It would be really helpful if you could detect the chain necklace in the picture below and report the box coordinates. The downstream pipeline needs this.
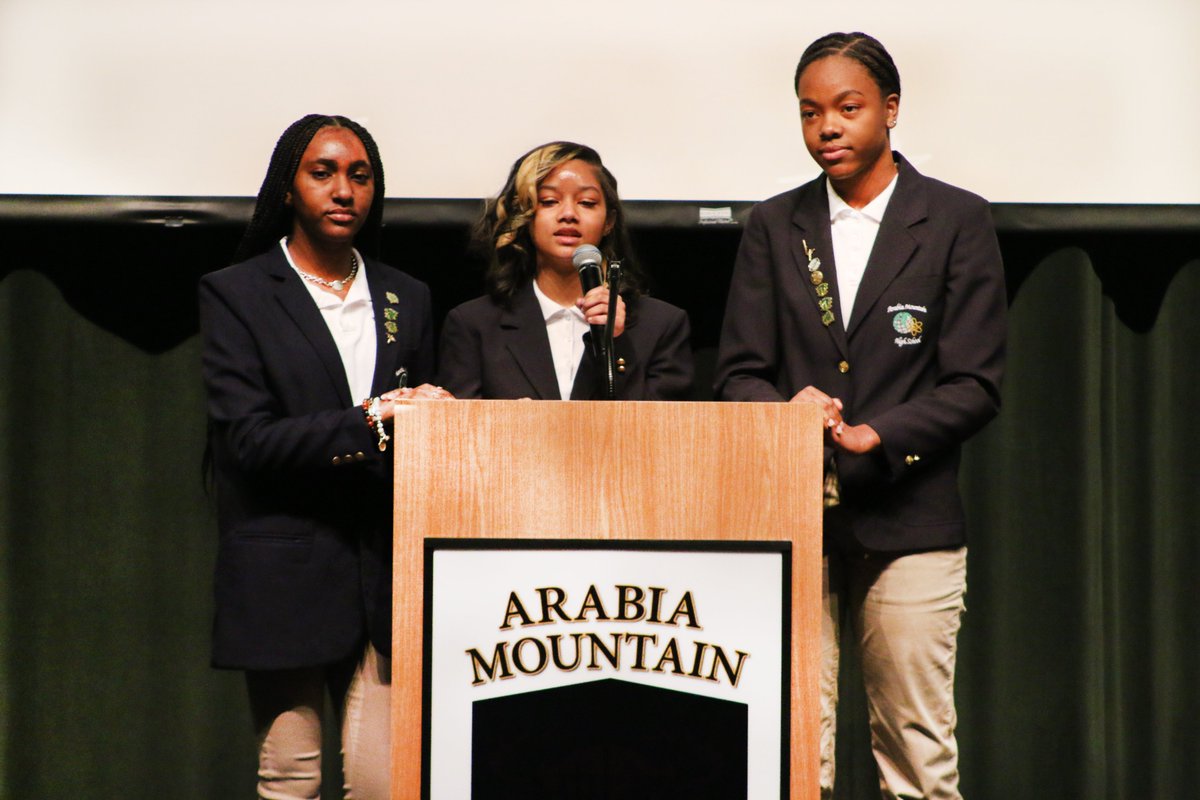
[296,253,359,292]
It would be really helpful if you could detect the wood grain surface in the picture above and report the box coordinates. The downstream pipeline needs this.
[391,400,823,798]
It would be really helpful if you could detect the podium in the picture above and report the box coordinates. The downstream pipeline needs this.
[391,400,823,798]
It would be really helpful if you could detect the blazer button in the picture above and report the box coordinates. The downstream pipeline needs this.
[332,456,342,466]
[904,454,921,466]
[838,360,850,374]
[354,451,366,461]
[616,357,626,374]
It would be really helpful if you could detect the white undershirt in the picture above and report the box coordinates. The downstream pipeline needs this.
[827,174,898,325]
[281,238,377,403]
[532,278,589,401]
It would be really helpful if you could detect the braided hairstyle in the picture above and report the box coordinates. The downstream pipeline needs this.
[474,141,643,306]
[794,32,901,100]
[234,114,386,263]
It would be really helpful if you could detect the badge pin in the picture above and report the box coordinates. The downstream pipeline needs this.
[822,310,835,326]
[816,283,829,297]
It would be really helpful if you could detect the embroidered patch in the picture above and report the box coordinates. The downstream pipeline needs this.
[889,306,926,347]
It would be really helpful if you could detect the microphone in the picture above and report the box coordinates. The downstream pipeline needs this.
[572,244,606,358]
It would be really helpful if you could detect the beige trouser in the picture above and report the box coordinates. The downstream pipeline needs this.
[821,547,968,800]
[246,644,392,800]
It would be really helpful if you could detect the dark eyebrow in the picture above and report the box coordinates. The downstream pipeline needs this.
[541,183,601,194]
[799,89,866,105]
[308,157,372,170]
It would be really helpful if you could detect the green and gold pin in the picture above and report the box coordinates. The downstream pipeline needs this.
[803,239,836,328]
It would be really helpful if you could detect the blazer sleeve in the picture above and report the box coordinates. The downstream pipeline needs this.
[713,203,789,402]
[436,304,484,399]
[867,197,1007,476]
[199,274,383,478]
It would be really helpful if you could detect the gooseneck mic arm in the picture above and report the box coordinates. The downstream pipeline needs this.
[602,261,622,400]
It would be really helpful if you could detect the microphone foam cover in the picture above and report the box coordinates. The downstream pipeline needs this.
[572,244,602,270]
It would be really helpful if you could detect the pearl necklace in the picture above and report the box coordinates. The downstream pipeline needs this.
[296,253,359,292]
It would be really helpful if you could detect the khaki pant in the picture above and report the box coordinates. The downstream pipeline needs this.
[821,547,968,800]
[247,644,392,799]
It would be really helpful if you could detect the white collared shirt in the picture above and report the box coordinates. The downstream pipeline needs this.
[827,174,898,325]
[532,278,589,400]
[281,238,377,403]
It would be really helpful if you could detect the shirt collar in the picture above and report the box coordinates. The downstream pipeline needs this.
[532,278,585,323]
[280,238,369,310]
[826,172,899,224]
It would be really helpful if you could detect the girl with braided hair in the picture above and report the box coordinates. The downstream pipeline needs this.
[715,32,1007,799]
[200,114,447,799]
[438,141,693,400]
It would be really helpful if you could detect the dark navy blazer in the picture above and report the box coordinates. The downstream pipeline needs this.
[714,154,1007,553]
[199,245,434,670]
[438,281,693,401]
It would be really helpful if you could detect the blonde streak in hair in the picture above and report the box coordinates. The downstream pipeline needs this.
[501,144,558,251]
[512,151,544,214]
[495,204,534,251]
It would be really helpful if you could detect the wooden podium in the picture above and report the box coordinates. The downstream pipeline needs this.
[391,400,823,798]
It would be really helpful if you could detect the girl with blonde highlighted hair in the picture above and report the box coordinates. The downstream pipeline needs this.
[439,141,693,400]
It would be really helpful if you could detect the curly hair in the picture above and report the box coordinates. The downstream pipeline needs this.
[794,32,901,100]
[234,114,386,263]
[474,141,643,306]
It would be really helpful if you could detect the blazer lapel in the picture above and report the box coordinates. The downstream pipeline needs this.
[264,248,354,407]
[791,181,850,358]
[846,158,926,338]
[570,343,597,400]
[364,258,401,397]
[569,300,638,400]
[501,284,561,400]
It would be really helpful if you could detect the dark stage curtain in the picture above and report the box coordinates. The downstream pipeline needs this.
[1,216,1198,797]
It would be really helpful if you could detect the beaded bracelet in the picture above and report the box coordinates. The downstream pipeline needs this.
[362,396,390,452]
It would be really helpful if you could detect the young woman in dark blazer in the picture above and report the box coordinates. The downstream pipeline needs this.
[438,141,693,400]
[714,34,1007,800]
[200,114,446,799]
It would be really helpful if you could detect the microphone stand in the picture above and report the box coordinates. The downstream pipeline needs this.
[601,261,622,400]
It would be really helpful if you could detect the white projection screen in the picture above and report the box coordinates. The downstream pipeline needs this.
[1,0,1197,204]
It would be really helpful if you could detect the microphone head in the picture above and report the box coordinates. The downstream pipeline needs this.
[572,244,603,271]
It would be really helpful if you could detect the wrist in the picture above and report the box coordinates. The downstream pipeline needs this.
[361,397,390,452]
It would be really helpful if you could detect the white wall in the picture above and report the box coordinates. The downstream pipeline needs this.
[2,0,1196,202]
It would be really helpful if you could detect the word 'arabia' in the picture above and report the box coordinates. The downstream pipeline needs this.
[466,584,749,688]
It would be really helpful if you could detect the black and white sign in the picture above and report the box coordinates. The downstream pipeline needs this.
[423,540,790,799]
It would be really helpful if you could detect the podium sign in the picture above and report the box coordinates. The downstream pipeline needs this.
[424,540,791,798]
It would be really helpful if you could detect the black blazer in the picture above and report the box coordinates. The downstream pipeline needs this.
[438,281,693,400]
[714,154,1006,553]
[199,245,434,670]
